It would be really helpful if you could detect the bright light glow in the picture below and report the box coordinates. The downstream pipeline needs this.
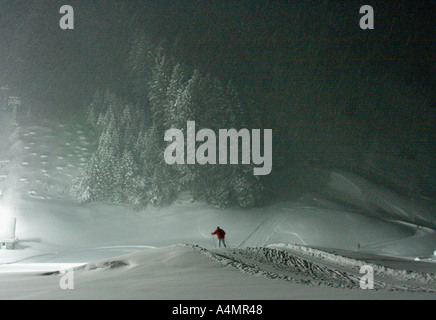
[0,263,86,274]
[0,206,16,240]
[0,205,12,218]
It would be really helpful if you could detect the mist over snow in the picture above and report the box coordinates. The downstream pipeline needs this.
[0,109,434,299]
[0,1,435,300]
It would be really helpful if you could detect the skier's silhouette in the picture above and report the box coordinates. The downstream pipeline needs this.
[212,227,227,248]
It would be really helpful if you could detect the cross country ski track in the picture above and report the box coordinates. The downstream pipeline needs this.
[189,244,436,293]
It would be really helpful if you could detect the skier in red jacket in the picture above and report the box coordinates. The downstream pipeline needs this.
[212,227,227,248]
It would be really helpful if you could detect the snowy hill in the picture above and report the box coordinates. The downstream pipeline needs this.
[0,111,435,299]
[0,244,435,300]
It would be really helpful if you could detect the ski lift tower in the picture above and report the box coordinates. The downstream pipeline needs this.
[0,86,9,111]
[8,95,21,126]
[0,216,17,250]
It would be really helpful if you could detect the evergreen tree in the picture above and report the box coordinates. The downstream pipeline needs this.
[225,80,245,128]
[86,103,98,128]
[121,105,137,150]
[117,149,138,201]
[165,63,186,130]
[149,47,170,129]
[86,90,104,128]
[77,37,266,209]
[127,33,154,104]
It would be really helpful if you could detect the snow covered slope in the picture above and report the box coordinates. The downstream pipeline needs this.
[0,244,434,300]
[0,112,435,299]
[326,169,436,228]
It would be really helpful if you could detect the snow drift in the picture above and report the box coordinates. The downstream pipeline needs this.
[1,244,435,300]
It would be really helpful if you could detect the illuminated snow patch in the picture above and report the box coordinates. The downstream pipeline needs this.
[0,263,86,274]
[0,215,16,240]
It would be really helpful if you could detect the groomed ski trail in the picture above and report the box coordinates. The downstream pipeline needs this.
[189,244,436,293]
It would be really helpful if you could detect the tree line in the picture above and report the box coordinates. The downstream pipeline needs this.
[74,36,264,209]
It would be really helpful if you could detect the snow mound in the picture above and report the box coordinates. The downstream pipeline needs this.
[2,245,436,299]
[300,167,436,229]
[189,245,436,293]
[272,244,436,285]
[330,170,436,228]
[41,259,131,276]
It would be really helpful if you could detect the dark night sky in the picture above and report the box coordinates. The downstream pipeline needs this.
[0,0,434,202]
[0,0,434,124]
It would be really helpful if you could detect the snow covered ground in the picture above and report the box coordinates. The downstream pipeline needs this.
[1,244,435,300]
[0,111,435,299]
